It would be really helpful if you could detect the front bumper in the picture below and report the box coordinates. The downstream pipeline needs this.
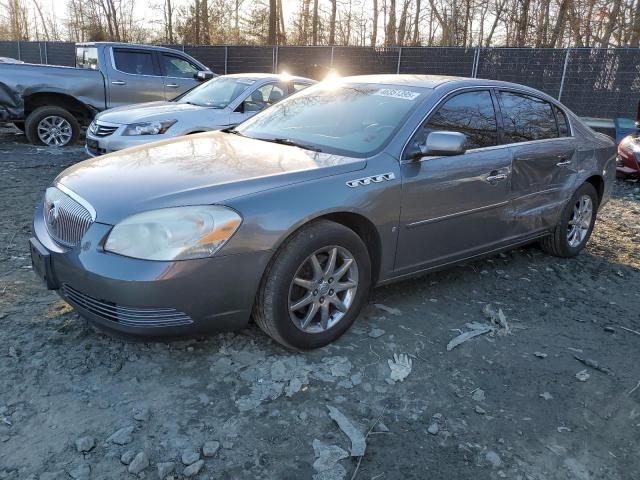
[32,202,270,336]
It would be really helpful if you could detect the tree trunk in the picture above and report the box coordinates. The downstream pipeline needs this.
[312,0,319,45]
[371,0,378,46]
[329,0,337,45]
[412,0,421,44]
[268,0,277,44]
[385,0,396,45]
[600,0,622,47]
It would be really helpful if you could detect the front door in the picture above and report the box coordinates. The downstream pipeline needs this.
[107,48,166,108]
[497,90,578,234]
[395,89,514,274]
[159,53,201,100]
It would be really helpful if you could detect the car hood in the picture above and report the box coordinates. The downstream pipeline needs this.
[56,131,366,224]
[96,101,213,124]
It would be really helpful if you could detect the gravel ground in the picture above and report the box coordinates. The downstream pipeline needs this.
[1,125,639,480]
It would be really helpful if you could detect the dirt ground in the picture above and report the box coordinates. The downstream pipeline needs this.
[1,124,639,480]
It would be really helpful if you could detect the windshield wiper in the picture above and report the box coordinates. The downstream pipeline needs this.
[263,138,323,152]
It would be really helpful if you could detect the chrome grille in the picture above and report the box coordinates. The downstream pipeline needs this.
[44,186,94,248]
[62,284,193,327]
[90,121,119,137]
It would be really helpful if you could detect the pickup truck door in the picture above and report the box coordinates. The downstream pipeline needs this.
[159,53,201,100]
[106,48,166,108]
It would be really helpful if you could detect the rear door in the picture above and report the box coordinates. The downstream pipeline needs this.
[395,89,514,274]
[159,53,201,99]
[497,90,578,234]
[106,48,165,108]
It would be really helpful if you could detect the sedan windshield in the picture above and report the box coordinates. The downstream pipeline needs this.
[235,81,430,157]
[177,77,256,108]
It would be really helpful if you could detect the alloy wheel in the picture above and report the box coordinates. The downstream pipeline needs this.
[288,246,359,333]
[567,194,593,248]
[37,116,73,146]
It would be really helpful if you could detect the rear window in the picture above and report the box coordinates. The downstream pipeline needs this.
[498,91,559,143]
[555,106,571,137]
[113,50,155,76]
[75,47,98,70]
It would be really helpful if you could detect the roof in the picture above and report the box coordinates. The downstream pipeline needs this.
[224,73,315,82]
[342,74,467,88]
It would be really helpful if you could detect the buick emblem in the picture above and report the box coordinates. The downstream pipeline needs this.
[46,200,60,227]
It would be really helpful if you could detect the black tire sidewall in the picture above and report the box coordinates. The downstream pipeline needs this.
[558,183,599,257]
[25,106,80,147]
[263,222,371,349]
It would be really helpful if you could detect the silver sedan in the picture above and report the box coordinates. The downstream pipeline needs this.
[85,73,315,156]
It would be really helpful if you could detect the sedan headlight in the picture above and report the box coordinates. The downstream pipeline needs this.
[123,120,177,136]
[104,206,242,261]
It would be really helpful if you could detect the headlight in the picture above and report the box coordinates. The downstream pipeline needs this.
[104,206,242,261]
[123,120,177,136]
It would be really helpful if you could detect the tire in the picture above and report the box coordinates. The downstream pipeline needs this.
[25,106,80,147]
[12,122,25,132]
[540,182,599,258]
[254,220,372,349]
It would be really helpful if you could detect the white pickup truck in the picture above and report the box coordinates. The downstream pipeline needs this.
[0,42,214,146]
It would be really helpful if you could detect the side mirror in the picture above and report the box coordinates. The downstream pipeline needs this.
[195,70,214,81]
[415,131,467,158]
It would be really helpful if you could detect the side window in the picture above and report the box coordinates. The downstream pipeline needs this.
[292,82,311,93]
[498,91,559,143]
[162,54,199,78]
[113,50,155,75]
[420,90,499,150]
[554,106,570,137]
[242,83,286,112]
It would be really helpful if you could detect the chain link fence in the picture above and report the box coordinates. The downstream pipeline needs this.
[0,40,638,120]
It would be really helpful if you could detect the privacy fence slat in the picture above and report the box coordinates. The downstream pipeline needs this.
[1,41,639,120]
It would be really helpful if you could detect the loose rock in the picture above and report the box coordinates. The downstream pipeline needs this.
[427,423,439,435]
[106,426,134,445]
[368,328,385,338]
[485,450,502,467]
[128,451,149,474]
[181,449,200,465]
[183,459,204,477]
[576,369,590,382]
[157,462,175,479]
[120,450,136,465]
[203,440,220,457]
[471,389,485,402]
[74,436,95,453]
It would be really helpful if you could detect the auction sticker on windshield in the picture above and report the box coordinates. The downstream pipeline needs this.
[373,88,420,100]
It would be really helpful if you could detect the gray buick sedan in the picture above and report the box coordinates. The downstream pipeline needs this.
[30,75,616,349]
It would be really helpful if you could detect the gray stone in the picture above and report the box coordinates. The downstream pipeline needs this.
[68,463,90,480]
[471,389,485,402]
[368,328,385,338]
[107,426,134,445]
[326,405,366,457]
[427,423,439,435]
[183,460,204,477]
[75,436,95,453]
[312,463,347,480]
[128,451,149,474]
[540,392,553,400]
[120,450,136,465]
[39,471,67,480]
[533,352,548,359]
[475,405,486,415]
[485,451,502,467]
[133,406,150,422]
[222,441,234,449]
[202,441,220,458]
[182,450,200,465]
[157,462,175,479]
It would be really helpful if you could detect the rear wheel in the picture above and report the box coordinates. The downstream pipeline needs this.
[540,182,599,258]
[25,106,79,147]
[254,220,371,349]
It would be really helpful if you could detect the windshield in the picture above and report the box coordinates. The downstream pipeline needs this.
[235,82,430,157]
[177,77,255,108]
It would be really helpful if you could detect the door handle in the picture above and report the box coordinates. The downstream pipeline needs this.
[485,172,508,183]
[166,84,179,88]
[111,80,126,85]
[556,160,571,166]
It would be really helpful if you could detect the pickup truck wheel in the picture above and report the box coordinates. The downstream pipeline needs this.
[25,106,79,147]
[254,220,371,350]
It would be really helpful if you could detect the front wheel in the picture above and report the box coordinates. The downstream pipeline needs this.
[540,182,599,257]
[254,220,371,349]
